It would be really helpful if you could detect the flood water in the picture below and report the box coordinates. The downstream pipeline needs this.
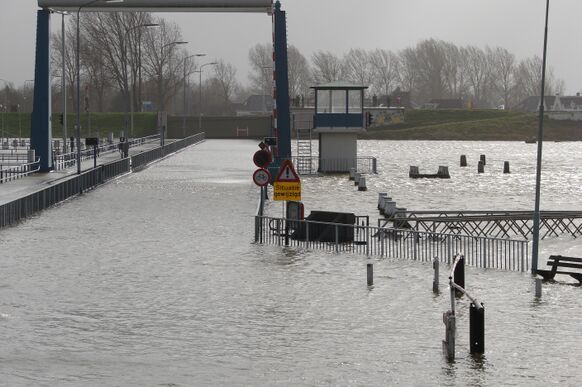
[1,139,581,386]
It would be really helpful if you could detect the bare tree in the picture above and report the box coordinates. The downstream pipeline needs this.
[50,18,78,111]
[370,49,399,99]
[342,48,374,89]
[311,50,343,84]
[248,43,272,95]
[461,45,490,107]
[491,47,516,108]
[441,41,465,99]
[397,47,419,101]
[213,59,239,111]
[141,18,185,112]
[287,45,311,99]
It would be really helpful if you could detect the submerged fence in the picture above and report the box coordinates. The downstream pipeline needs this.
[0,159,41,183]
[291,156,377,174]
[0,133,205,229]
[254,216,530,272]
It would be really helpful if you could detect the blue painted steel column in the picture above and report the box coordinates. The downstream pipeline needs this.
[31,8,53,172]
[273,1,291,160]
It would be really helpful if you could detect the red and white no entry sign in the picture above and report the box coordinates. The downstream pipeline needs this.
[253,168,271,186]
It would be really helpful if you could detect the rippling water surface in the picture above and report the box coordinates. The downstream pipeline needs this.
[1,139,581,386]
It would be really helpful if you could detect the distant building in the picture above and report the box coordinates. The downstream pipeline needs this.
[425,98,464,109]
[515,93,582,121]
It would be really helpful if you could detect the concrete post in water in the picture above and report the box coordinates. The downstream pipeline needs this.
[478,161,484,173]
[354,173,361,186]
[438,166,450,178]
[503,161,510,174]
[382,200,396,217]
[27,149,36,163]
[367,263,373,286]
[409,166,419,177]
[443,310,456,361]
[535,278,542,298]
[460,155,467,167]
[480,154,486,165]
[433,258,440,293]
[358,177,367,191]
[469,303,485,354]
[349,168,356,180]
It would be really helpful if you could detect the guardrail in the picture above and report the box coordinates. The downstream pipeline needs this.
[0,159,41,184]
[254,216,530,272]
[0,158,130,229]
[290,156,377,174]
[131,133,205,170]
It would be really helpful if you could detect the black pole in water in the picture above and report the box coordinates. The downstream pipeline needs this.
[460,155,467,167]
[367,263,373,286]
[454,256,465,295]
[532,0,550,274]
[469,303,485,354]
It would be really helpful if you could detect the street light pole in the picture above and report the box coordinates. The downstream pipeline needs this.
[182,53,205,138]
[0,78,8,145]
[197,62,217,132]
[76,0,123,175]
[532,0,551,273]
[158,41,187,145]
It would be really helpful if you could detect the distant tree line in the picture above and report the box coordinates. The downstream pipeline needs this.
[0,13,569,117]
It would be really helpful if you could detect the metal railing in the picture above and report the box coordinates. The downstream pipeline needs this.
[290,156,377,174]
[254,216,530,272]
[0,159,41,184]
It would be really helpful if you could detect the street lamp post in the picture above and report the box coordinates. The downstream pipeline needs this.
[197,62,217,132]
[0,78,8,145]
[182,53,206,137]
[52,10,70,152]
[532,0,551,273]
[158,40,187,145]
[123,23,159,140]
[76,0,123,175]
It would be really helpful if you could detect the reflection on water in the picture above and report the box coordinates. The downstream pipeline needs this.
[0,140,581,385]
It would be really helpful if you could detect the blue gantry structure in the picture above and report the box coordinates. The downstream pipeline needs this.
[31,0,291,171]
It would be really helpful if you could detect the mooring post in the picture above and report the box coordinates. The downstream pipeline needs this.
[378,192,387,210]
[367,263,373,286]
[503,161,510,174]
[460,155,467,167]
[354,173,360,186]
[478,161,484,173]
[535,278,542,298]
[349,168,355,180]
[433,258,440,293]
[358,177,367,191]
[454,256,465,295]
[443,310,456,361]
[480,154,486,165]
[469,303,485,354]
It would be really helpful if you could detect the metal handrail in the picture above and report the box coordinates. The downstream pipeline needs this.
[0,158,41,183]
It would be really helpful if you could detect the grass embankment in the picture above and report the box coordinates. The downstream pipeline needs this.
[363,109,582,141]
[0,112,158,138]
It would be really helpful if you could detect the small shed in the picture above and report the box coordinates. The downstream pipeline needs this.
[311,81,368,173]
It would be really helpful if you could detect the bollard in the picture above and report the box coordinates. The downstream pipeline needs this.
[433,259,440,293]
[453,256,465,295]
[358,177,367,191]
[503,161,510,174]
[349,168,356,180]
[477,161,484,173]
[460,155,467,167]
[409,166,419,177]
[438,166,450,178]
[367,263,373,286]
[354,173,361,186]
[383,200,396,217]
[443,310,456,361]
[480,154,486,165]
[469,303,485,354]
[535,278,542,298]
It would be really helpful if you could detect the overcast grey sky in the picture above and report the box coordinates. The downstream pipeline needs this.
[2,0,581,94]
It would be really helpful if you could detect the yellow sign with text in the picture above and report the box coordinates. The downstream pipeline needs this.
[274,181,302,201]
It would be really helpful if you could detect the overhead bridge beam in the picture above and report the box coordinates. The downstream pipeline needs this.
[37,0,273,13]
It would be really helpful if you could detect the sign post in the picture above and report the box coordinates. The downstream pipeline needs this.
[273,160,301,201]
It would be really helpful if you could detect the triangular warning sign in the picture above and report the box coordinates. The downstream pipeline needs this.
[275,160,300,182]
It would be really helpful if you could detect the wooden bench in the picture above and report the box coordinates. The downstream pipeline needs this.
[535,255,582,283]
